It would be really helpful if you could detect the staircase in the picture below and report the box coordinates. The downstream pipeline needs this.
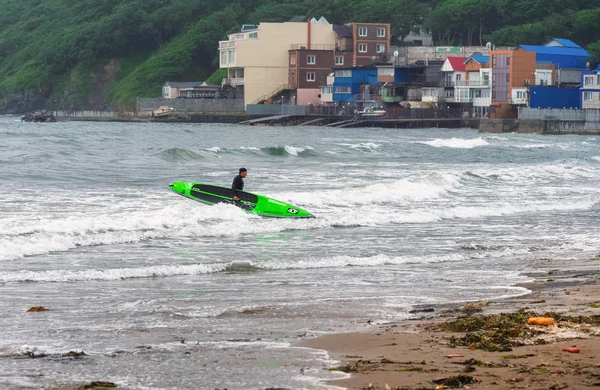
[251,84,292,105]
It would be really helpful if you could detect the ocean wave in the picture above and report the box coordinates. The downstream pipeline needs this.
[0,263,226,283]
[338,142,382,151]
[262,145,316,157]
[158,147,208,161]
[0,253,464,283]
[277,172,462,207]
[516,143,554,149]
[417,137,489,149]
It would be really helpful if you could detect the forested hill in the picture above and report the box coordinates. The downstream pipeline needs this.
[2,0,600,113]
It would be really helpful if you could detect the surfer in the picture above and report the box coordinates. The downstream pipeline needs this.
[231,168,247,201]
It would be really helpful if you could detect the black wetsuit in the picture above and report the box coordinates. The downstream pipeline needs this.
[231,175,244,198]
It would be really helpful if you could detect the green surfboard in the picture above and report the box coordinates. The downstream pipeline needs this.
[169,182,315,219]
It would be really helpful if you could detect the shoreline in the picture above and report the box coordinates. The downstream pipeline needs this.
[299,257,600,389]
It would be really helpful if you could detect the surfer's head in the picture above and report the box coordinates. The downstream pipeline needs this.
[239,167,247,178]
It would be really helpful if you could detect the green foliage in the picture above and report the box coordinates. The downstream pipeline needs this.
[206,68,228,85]
[1,0,600,107]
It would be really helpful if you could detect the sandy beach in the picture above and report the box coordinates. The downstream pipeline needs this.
[300,258,600,389]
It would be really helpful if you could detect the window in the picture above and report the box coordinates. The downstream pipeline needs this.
[228,50,235,64]
[290,55,296,65]
[506,57,510,66]
[335,56,343,65]
[597,74,600,85]
[306,72,315,81]
[334,86,351,93]
[377,44,385,53]
[307,55,315,65]
[221,51,227,65]
[359,27,367,36]
[455,74,462,81]
[335,70,352,77]
[516,91,526,99]
[585,76,594,86]
[321,86,332,94]
[493,56,497,66]
[379,68,394,76]
[584,92,593,101]
[506,73,510,82]
[377,27,385,37]
[248,32,258,38]
[359,43,367,53]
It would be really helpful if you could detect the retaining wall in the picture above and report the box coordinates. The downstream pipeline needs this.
[136,98,244,113]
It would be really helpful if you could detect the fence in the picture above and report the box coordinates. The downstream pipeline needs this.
[246,104,307,116]
[54,111,135,118]
[137,98,244,113]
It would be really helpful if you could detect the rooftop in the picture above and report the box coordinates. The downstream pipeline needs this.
[546,38,581,48]
[445,57,467,72]
[518,45,589,57]
[465,55,489,64]
[164,81,219,88]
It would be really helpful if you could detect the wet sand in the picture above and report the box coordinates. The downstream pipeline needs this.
[300,258,600,389]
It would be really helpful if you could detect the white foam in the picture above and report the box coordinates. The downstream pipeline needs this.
[514,143,552,149]
[418,137,489,148]
[284,145,313,156]
[277,172,461,207]
[339,142,382,151]
[0,263,226,283]
[206,147,222,153]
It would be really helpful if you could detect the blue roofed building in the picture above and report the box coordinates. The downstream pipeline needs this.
[518,38,590,69]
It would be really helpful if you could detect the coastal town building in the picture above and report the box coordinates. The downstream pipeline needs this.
[218,18,337,108]
[288,22,390,105]
[580,66,600,109]
[162,82,220,99]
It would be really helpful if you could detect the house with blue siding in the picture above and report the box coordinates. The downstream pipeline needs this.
[529,87,580,109]
[580,66,600,109]
[331,67,380,102]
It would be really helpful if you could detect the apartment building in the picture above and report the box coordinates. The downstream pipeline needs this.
[290,22,390,105]
[219,19,336,108]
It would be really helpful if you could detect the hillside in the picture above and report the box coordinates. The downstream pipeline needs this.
[1,0,600,113]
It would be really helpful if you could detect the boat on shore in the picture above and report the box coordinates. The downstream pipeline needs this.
[355,107,386,117]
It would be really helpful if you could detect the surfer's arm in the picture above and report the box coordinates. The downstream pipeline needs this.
[231,176,241,200]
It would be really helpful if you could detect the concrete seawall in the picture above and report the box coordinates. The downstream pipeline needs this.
[480,119,600,135]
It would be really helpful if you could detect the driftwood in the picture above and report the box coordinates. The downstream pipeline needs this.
[21,110,57,122]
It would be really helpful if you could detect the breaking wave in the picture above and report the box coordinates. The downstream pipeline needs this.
[418,137,489,149]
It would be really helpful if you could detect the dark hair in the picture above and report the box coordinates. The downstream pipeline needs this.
[239,167,247,173]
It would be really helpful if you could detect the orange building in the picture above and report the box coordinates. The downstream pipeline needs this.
[490,48,536,117]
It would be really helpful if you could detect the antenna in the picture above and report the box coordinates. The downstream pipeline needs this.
[371,55,377,61]
[486,42,492,49]
[393,50,399,58]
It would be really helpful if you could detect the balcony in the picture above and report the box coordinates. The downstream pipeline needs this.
[455,80,490,87]
[221,78,244,87]
[290,43,336,51]
[473,97,491,106]
[219,41,236,49]
[510,98,528,105]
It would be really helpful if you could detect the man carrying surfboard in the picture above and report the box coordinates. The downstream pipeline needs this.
[231,168,247,201]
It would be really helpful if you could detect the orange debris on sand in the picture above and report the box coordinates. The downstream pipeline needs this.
[27,306,49,312]
[527,317,555,326]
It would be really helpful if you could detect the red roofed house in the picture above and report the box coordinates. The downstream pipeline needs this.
[440,57,466,103]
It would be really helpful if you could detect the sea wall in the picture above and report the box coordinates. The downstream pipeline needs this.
[136,98,244,114]
[479,108,600,135]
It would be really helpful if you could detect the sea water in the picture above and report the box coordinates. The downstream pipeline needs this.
[1,117,599,389]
